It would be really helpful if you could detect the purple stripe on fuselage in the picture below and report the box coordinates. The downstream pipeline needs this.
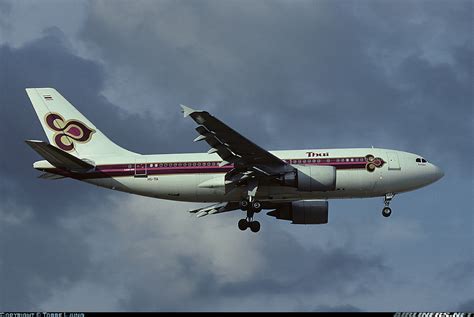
[42,157,373,179]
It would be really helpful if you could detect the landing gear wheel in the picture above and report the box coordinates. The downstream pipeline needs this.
[382,207,392,218]
[250,221,261,233]
[238,219,248,231]
[239,200,249,211]
[251,201,262,213]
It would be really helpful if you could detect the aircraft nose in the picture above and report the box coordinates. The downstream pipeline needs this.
[431,164,444,182]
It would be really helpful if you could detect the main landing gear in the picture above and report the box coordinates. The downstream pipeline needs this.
[238,179,262,233]
[382,193,395,217]
[238,199,262,233]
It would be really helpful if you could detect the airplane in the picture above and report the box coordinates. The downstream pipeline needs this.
[25,88,444,233]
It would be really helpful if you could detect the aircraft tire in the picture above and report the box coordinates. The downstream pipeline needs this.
[250,221,261,233]
[251,201,262,213]
[239,200,249,211]
[382,207,392,218]
[238,219,248,231]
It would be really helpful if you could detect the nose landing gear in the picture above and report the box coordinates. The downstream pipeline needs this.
[382,193,395,217]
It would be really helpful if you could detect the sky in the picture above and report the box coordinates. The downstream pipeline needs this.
[0,0,473,312]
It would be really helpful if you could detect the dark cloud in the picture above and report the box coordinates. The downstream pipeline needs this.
[62,199,387,312]
[80,0,472,168]
[0,28,388,312]
[0,211,91,310]
[0,24,204,310]
[0,27,200,217]
[0,27,191,310]
[76,0,473,310]
[0,0,472,312]
[0,28,102,215]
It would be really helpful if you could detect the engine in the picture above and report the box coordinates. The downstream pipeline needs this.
[267,200,329,224]
[280,165,336,192]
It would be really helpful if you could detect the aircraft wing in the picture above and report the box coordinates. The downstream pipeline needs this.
[181,105,292,177]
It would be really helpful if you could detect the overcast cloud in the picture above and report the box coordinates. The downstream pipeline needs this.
[0,0,472,312]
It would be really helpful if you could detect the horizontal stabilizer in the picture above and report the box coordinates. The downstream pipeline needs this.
[25,140,95,172]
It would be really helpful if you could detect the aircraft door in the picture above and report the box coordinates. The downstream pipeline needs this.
[134,160,148,177]
[386,151,401,170]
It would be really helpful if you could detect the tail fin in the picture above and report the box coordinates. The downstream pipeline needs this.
[25,88,135,157]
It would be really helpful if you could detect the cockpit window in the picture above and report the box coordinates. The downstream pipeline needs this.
[416,158,421,163]
[421,158,427,163]
[416,158,427,163]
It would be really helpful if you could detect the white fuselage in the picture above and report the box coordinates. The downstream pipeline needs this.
[36,147,444,203]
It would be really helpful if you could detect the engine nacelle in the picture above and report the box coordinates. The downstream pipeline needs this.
[281,165,336,191]
[267,200,329,224]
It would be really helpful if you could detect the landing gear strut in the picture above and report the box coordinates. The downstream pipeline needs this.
[237,179,262,233]
[382,193,395,217]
